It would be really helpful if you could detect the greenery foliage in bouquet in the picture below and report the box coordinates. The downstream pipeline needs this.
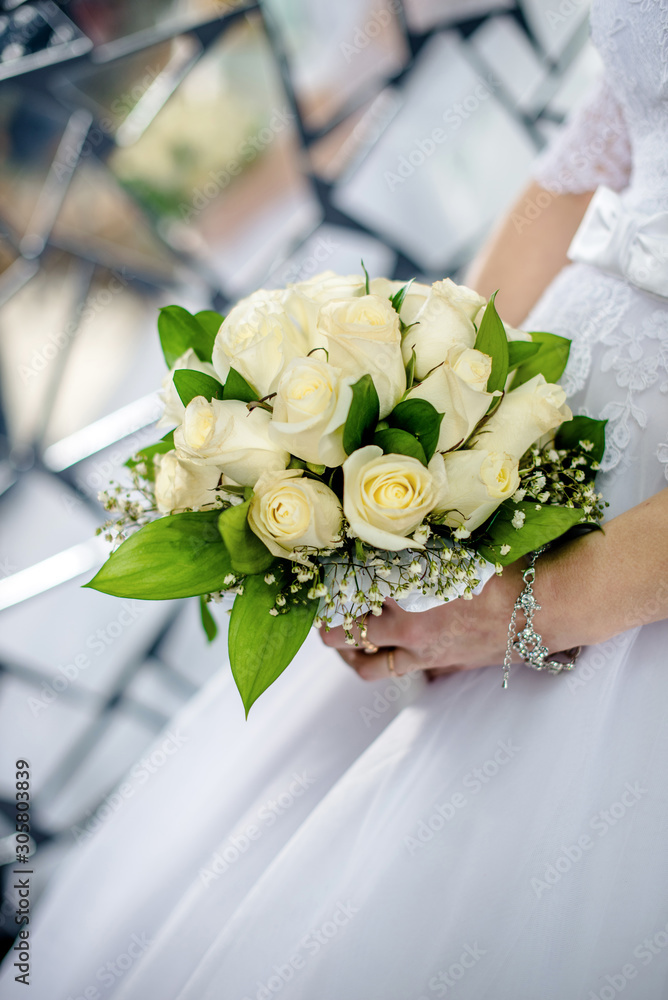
[87,268,606,714]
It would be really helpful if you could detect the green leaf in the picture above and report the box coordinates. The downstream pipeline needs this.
[223,367,259,403]
[390,277,415,316]
[556,415,607,465]
[387,399,443,463]
[507,341,541,371]
[217,500,275,575]
[195,310,224,342]
[158,305,217,366]
[84,510,234,599]
[219,484,248,498]
[405,348,417,390]
[478,500,587,566]
[343,374,380,455]
[199,595,218,642]
[229,569,319,716]
[361,259,370,295]
[512,331,571,388]
[473,292,509,395]
[374,427,427,466]
[173,370,224,407]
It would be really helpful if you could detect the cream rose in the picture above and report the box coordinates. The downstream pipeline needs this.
[269,358,354,467]
[450,345,492,389]
[174,397,289,486]
[369,277,431,325]
[407,346,497,453]
[433,449,520,531]
[285,270,365,337]
[318,294,405,418]
[212,289,308,397]
[472,374,572,460]
[403,279,482,379]
[342,445,447,550]
[290,270,365,304]
[436,278,487,320]
[158,349,218,428]
[155,451,222,513]
[248,469,343,561]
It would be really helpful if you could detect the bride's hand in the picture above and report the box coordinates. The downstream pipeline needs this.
[321,560,529,681]
[321,486,668,681]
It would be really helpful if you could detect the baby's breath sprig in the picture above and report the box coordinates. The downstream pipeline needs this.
[518,443,607,522]
[95,469,233,548]
[309,530,485,645]
[95,469,157,545]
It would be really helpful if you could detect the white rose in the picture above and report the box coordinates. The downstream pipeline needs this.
[158,349,218,428]
[472,374,572,460]
[343,445,447,551]
[174,397,289,486]
[474,305,532,342]
[369,277,432,325]
[407,346,497,453]
[450,345,492,389]
[269,358,354,467]
[154,451,222,513]
[318,294,405,418]
[283,271,365,347]
[248,469,343,561]
[290,270,365,303]
[436,278,487,320]
[403,279,481,379]
[212,289,308,398]
[285,271,365,316]
[433,449,520,531]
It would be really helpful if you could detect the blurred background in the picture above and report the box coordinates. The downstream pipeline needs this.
[0,0,598,959]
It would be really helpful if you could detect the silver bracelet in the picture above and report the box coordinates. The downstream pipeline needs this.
[502,549,581,688]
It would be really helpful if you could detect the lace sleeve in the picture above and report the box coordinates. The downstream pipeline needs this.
[532,75,632,195]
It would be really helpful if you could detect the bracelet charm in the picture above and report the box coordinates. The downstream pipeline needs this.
[502,550,580,688]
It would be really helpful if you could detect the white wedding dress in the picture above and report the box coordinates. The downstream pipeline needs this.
[4,3,668,998]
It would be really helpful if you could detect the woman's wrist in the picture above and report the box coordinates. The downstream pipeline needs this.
[509,487,668,657]
[536,529,613,652]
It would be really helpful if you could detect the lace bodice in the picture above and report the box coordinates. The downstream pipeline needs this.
[534,0,668,213]
[526,1,668,504]
[533,77,632,195]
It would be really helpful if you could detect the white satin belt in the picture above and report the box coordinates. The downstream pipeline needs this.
[567,185,668,297]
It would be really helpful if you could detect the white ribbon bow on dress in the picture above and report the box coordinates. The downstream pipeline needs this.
[567,185,668,298]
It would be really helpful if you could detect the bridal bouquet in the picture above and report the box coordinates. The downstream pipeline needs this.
[87,268,606,714]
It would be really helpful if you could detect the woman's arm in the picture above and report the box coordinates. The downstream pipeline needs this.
[465,181,594,326]
[467,72,633,325]
[322,488,668,679]
[540,487,668,647]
